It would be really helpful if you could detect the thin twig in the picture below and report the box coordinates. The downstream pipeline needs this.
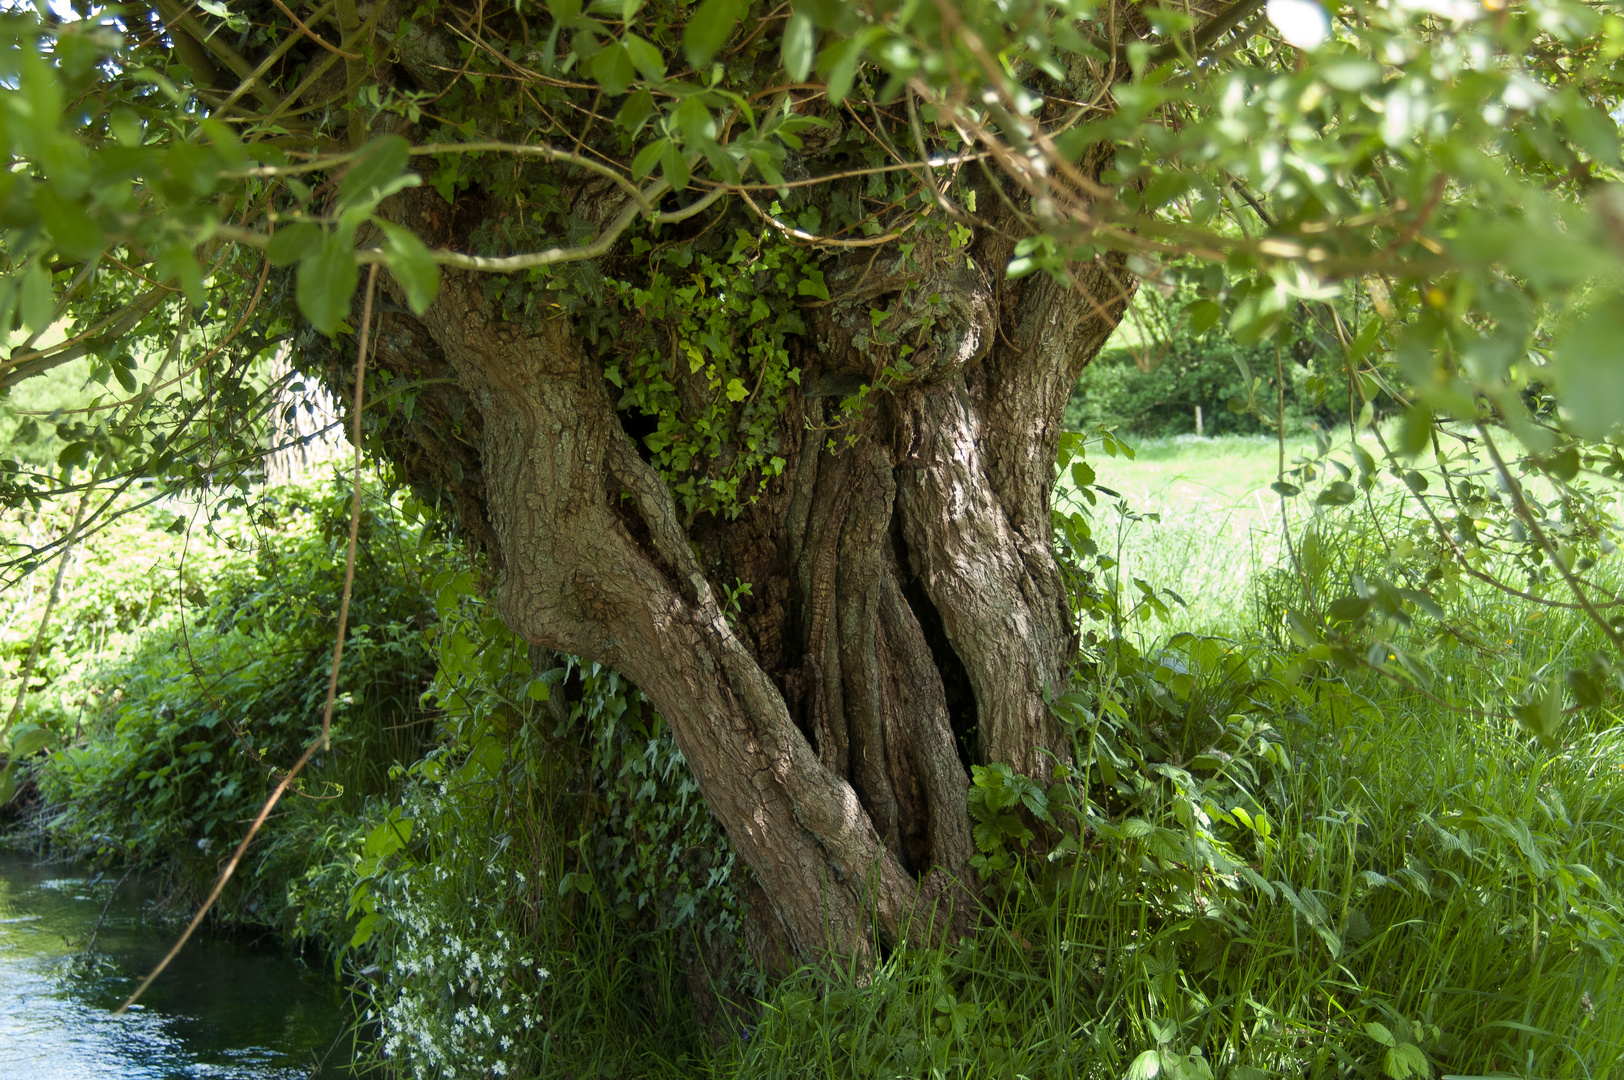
[266,0,358,59]
[81,866,136,957]
[114,269,380,1013]
[114,735,320,1013]
[1475,422,1624,657]
[321,263,378,751]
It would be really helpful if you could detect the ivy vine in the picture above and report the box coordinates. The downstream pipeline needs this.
[604,229,824,519]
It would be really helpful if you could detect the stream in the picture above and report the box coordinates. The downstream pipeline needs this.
[0,851,352,1078]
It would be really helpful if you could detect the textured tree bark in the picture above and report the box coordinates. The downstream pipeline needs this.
[336,186,1135,964]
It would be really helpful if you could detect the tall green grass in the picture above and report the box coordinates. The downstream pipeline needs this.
[700,435,1624,1080]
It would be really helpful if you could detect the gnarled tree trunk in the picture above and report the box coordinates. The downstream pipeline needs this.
[342,185,1133,964]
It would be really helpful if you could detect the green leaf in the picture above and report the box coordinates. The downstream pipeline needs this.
[1125,1048,1161,1080]
[1513,680,1564,744]
[0,764,13,807]
[819,35,864,104]
[113,355,138,392]
[1316,480,1356,506]
[725,377,748,402]
[683,0,741,68]
[338,136,416,211]
[377,221,441,314]
[19,259,54,334]
[349,911,380,949]
[616,89,657,134]
[1552,294,1624,439]
[363,817,414,858]
[297,232,360,335]
[1383,1042,1429,1080]
[157,244,206,307]
[267,222,322,267]
[590,42,637,96]
[782,11,815,81]
[1399,403,1433,456]
[797,269,829,300]
[8,726,51,758]
[1185,298,1221,333]
[1320,57,1382,91]
[34,186,105,260]
[631,137,668,179]
[1326,595,1372,623]
[674,96,716,146]
[660,142,691,191]
[623,33,666,82]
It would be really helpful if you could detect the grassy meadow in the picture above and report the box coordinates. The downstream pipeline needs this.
[1059,433,1292,637]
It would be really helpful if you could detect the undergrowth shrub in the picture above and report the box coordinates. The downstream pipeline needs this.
[33,474,440,944]
[346,562,752,1079]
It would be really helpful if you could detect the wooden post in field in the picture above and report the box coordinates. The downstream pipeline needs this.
[1195,404,1204,437]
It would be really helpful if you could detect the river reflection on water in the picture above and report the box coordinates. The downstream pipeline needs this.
[0,851,352,1078]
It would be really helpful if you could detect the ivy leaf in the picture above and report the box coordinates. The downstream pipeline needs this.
[683,0,742,69]
[797,269,829,301]
[377,221,440,315]
[297,231,359,335]
[781,11,815,81]
[725,377,748,402]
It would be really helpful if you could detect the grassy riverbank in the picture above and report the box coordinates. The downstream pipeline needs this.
[5,437,1622,1078]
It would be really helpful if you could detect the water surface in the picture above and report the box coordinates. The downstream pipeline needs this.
[0,851,351,1078]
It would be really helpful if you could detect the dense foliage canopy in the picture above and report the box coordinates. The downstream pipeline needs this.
[0,0,1620,619]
